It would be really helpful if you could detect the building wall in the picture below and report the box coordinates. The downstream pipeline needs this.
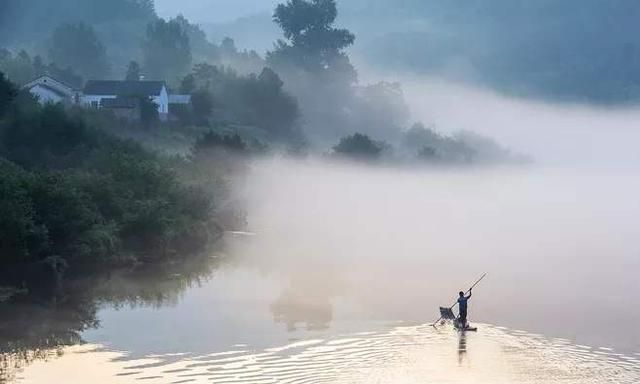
[152,86,169,121]
[83,88,168,117]
[81,94,116,108]
[23,76,75,98]
[29,85,66,105]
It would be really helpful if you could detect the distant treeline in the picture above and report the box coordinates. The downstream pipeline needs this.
[344,0,640,103]
[0,0,525,162]
[202,0,640,104]
[0,0,264,81]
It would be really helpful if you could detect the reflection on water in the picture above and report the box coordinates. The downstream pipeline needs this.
[270,275,334,332]
[4,163,640,383]
[9,324,640,384]
[0,254,222,383]
[458,332,467,365]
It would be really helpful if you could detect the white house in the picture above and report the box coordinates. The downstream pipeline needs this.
[22,75,79,105]
[82,80,170,120]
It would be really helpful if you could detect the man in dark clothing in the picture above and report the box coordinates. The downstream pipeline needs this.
[457,289,472,328]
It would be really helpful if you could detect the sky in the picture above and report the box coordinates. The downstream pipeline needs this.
[154,0,278,23]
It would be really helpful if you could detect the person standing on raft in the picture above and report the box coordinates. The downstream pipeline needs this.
[457,289,472,328]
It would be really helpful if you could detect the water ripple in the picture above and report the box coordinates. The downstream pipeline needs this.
[11,324,640,383]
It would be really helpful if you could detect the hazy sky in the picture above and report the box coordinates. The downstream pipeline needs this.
[154,0,278,23]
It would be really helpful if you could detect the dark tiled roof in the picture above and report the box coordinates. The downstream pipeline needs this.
[83,80,166,96]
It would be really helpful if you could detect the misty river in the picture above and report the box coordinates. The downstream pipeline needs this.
[2,157,640,384]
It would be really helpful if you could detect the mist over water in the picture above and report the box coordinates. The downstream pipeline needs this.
[236,155,640,352]
[12,152,640,383]
[5,2,640,382]
[356,67,640,167]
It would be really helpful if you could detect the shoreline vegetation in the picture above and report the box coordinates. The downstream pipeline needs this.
[0,74,248,300]
[0,0,526,302]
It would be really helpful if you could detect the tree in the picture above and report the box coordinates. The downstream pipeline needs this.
[49,22,110,80]
[0,49,83,88]
[333,133,383,160]
[268,0,356,82]
[142,18,192,81]
[0,49,35,85]
[173,15,220,63]
[401,123,479,164]
[194,131,247,156]
[351,81,410,141]
[248,68,300,138]
[180,74,196,94]
[125,60,141,81]
[190,89,214,124]
[0,159,48,264]
[0,71,17,117]
[179,65,301,140]
[138,96,159,129]
[220,37,238,56]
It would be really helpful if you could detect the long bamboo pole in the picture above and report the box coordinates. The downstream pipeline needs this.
[431,273,487,327]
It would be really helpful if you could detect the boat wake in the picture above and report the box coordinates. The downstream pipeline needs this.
[12,323,640,384]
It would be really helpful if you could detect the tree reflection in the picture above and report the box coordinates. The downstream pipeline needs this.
[270,274,335,332]
[0,254,223,382]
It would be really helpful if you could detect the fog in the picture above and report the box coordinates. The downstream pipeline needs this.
[386,75,640,167]
[220,72,640,352]
[228,150,640,351]
[154,0,277,23]
[5,0,640,359]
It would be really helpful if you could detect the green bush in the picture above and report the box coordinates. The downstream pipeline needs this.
[333,133,384,160]
[0,75,224,287]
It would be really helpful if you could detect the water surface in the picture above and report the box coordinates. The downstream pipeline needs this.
[2,161,640,383]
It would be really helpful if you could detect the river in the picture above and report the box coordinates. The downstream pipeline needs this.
[2,159,639,383]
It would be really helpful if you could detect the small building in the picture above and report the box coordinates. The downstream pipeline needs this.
[22,75,80,105]
[82,80,169,120]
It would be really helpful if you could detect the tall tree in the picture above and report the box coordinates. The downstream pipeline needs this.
[49,22,110,80]
[0,72,17,117]
[125,60,142,81]
[142,18,192,81]
[267,0,356,83]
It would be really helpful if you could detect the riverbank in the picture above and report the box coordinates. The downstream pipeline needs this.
[0,75,248,297]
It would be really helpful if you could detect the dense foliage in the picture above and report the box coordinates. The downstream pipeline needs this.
[180,64,301,141]
[269,0,356,82]
[0,49,83,89]
[49,23,110,80]
[0,73,227,290]
[143,18,192,82]
[333,133,383,160]
[266,0,412,142]
[125,60,142,81]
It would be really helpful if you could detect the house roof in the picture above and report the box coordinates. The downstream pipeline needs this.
[84,80,166,96]
[23,75,77,95]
